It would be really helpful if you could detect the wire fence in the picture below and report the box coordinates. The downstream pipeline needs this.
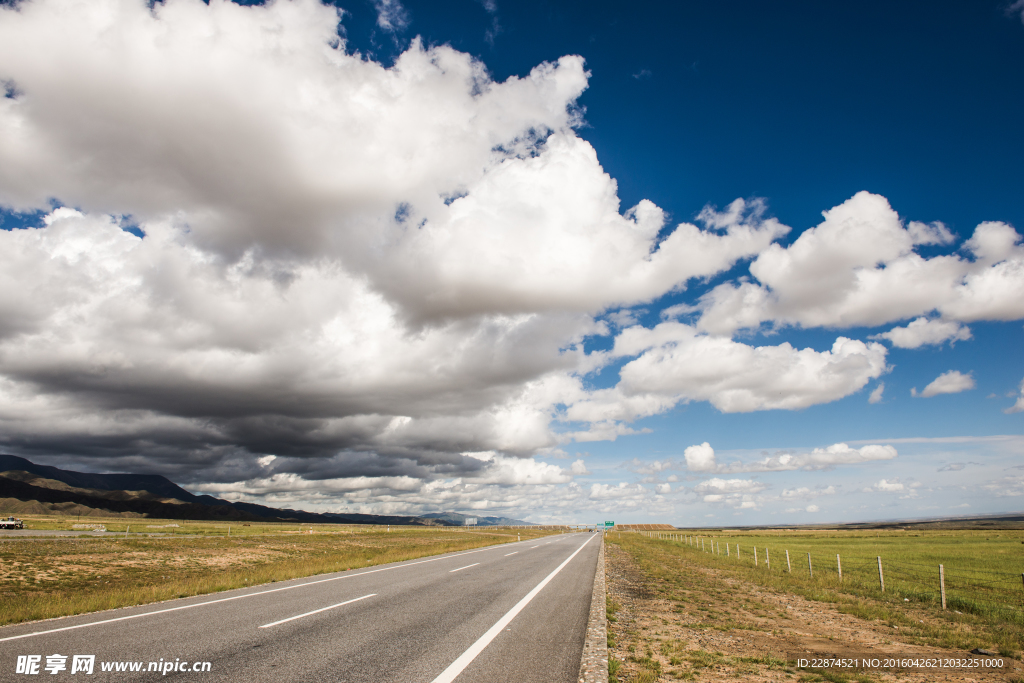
[626,530,1024,624]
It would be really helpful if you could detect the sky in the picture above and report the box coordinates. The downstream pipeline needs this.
[0,0,1022,525]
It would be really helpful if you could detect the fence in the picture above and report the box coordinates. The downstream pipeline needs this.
[625,530,1024,625]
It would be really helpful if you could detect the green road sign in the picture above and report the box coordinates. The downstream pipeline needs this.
[605,521,614,527]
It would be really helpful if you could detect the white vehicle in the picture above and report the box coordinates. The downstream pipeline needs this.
[0,516,25,529]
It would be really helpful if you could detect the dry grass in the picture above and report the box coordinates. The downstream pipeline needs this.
[0,515,561,626]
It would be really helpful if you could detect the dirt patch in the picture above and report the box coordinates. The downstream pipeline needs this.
[606,543,1022,682]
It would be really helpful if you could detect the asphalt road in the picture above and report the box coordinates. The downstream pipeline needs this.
[0,532,601,682]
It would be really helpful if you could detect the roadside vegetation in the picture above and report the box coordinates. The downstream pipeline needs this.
[606,530,1024,682]
[0,515,560,626]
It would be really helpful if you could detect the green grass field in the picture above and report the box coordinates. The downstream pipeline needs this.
[644,528,1024,619]
[614,528,1024,656]
[0,514,562,626]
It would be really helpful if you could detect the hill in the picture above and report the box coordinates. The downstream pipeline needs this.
[0,455,446,525]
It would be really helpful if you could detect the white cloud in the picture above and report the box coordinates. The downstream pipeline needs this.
[906,220,955,246]
[912,370,975,398]
[693,193,1024,335]
[373,0,410,31]
[680,441,896,473]
[0,0,1020,521]
[570,459,590,476]
[870,478,905,492]
[684,442,717,472]
[868,382,885,404]
[693,477,766,509]
[781,485,836,500]
[0,0,795,487]
[872,317,971,349]
[805,504,819,513]
[694,478,766,494]
[566,324,888,420]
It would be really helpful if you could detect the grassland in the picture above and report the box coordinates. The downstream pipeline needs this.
[633,528,1024,624]
[611,528,1024,664]
[0,514,561,627]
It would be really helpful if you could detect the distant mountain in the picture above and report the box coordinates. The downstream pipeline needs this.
[0,472,260,521]
[420,511,534,526]
[0,455,445,526]
[0,454,199,502]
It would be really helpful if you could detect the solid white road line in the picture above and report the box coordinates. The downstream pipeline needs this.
[430,534,597,683]
[0,542,512,643]
[449,563,480,573]
[259,594,375,628]
[504,552,518,556]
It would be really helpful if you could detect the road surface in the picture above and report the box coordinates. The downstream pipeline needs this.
[0,532,601,682]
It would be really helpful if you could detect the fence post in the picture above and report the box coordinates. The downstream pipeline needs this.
[786,549,791,573]
[125,525,129,539]
[939,564,946,610]
[766,548,770,569]
[836,554,841,581]
[807,552,812,578]
[727,543,730,557]
[737,544,740,559]
[754,547,758,566]
[877,556,885,592]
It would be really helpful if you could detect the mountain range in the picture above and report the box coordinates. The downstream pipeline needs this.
[0,454,532,526]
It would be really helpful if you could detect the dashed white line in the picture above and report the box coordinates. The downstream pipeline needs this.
[531,545,540,548]
[431,535,598,683]
[449,563,480,573]
[504,552,518,556]
[0,542,511,643]
[259,594,375,628]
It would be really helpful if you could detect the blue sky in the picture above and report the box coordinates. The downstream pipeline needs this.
[0,0,1021,525]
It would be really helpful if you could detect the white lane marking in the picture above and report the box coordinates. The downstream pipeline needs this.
[259,594,375,629]
[449,563,480,573]
[430,534,597,683]
[0,543,510,643]
[530,545,540,548]
[504,552,518,556]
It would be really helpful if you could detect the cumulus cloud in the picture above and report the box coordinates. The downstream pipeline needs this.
[912,370,975,398]
[684,442,717,472]
[0,0,794,487]
[680,442,896,473]
[692,193,1024,336]
[868,383,885,404]
[564,324,888,421]
[0,1,1022,520]
[872,318,971,349]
